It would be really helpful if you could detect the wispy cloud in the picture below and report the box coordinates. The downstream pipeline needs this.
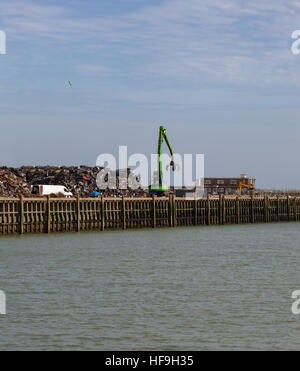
[1,0,300,87]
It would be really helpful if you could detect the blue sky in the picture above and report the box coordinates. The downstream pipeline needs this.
[1,0,300,188]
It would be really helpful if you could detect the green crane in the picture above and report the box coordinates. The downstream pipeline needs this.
[149,125,175,195]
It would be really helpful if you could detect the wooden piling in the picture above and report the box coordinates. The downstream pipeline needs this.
[76,196,81,232]
[194,197,198,226]
[173,196,177,227]
[287,195,291,222]
[221,195,225,225]
[152,195,156,229]
[101,195,105,231]
[169,194,174,227]
[47,195,51,233]
[264,195,268,223]
[236,196,240,224]
[172,195,176,227]
[122,196,126,230]
[207,195,211,226]
[219,195,222,225]
[251,195,254,223]
[19,195,24,235]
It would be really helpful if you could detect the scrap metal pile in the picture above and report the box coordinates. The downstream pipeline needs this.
[0,169,31,197]
[0,166,146,198]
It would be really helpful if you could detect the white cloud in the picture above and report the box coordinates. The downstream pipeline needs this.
[1,0,300,86]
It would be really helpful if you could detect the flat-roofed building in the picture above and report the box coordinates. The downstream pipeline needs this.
[203,174,256,195]
[172,174,256,197]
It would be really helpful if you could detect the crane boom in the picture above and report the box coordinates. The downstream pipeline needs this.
[150,125,175,195]
[239,181,256,195]
[158,126,175,188]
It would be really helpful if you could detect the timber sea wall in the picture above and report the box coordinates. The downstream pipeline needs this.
[0,195,298,236]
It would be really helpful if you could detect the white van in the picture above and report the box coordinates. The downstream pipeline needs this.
[31,185,73,197]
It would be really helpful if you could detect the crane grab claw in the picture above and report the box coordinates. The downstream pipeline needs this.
[166,161,179,171]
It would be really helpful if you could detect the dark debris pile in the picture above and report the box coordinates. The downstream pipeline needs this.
[0,166,146,198]
[0,169,31,197]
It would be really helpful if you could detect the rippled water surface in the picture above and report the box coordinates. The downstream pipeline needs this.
[0,223,300,350]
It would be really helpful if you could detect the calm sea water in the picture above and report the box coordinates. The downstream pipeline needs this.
[0,223,300,351]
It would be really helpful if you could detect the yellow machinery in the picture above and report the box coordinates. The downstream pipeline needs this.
[239,182,256,195]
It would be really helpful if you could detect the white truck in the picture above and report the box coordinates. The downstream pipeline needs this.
[31,185,73,197]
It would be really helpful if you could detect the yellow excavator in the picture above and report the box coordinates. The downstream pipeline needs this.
[239,182,256,195]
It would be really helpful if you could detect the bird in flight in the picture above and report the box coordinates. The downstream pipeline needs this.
[68,81,72,87]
